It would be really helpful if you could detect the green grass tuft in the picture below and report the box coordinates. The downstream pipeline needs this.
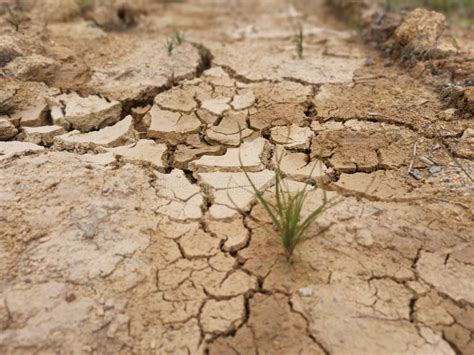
[293,24,304,59]
[239,147,338,264]
[165,30,185,56]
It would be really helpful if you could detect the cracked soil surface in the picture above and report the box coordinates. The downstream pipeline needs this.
[0,0,473,354]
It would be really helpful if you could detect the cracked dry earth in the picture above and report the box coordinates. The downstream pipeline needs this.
[1,0,474,354]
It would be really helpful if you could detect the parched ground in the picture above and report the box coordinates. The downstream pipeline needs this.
[0,0,473,354]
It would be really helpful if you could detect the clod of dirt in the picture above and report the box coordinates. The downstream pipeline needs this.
[53,115,137,153]
[270,124,313,149]
[0,85,16,114]
[201,97,231,116]
[91,4,139,31]
[154,85,197,113]
[154,169,203,220]
[107,139,167,171]
[190,137,266,173]
[174,142,224,169]
[0,118,18,140]
[391,9,456,60]
[206,110,253,146]
[197,170,275,219]
[207,217,249,252]
[5,54,58,82]
[443,86,474,115]
[146,106,201,144]
[49,93,122,132]
[13,100,49,127]
[273,146,329,183]
[22,125,67,146]
[231,90,256,111]
[0,35,23,67]
[0,141,44,160]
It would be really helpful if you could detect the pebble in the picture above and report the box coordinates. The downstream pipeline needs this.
[298,287,314,297]
[429,165,441,175]
[409,169,423,180]
[82,223,96,239]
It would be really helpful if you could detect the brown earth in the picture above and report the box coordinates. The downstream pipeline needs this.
[0,0,473,354]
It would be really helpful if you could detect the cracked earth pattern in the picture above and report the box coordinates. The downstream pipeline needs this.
[0,0,473,354]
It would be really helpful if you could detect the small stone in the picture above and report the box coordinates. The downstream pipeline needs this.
[364,58,374,66]
[82,223,96,239]
[409,169,423,181]
[428,165,441,175]
[298,287,314,297]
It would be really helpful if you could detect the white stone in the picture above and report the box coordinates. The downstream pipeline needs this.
[298,287,314,297]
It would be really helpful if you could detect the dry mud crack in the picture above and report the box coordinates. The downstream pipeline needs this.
[0,0,473,354]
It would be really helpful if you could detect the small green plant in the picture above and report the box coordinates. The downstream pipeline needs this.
[172,30,185,45]
[293,24,304,59]
[165,30,185,56]
[238,148,337,264]
[6,6,26,32]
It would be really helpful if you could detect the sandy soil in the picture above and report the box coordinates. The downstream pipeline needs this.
[0,0,473,354]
